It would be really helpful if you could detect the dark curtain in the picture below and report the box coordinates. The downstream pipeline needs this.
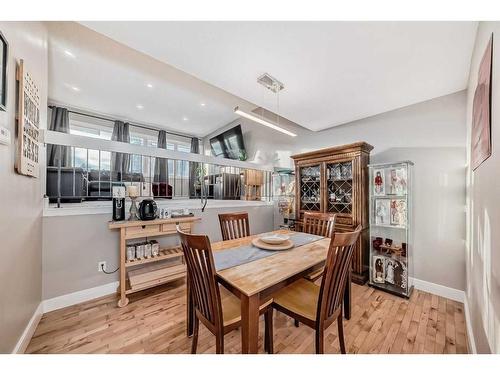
[47,107,71,167]
[111,121,130,178]
[154,130,168,183]
[189,137,200,198]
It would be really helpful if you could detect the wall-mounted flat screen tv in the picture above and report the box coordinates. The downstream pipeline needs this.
[209,124,247,161]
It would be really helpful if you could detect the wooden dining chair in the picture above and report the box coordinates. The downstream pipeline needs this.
[177,228,273,354]
[267,225,362,354]
[302,211,336,238]
[302,212,336,282]
[218,212,251,241]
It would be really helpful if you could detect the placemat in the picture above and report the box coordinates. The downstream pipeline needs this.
[214,232,324,271]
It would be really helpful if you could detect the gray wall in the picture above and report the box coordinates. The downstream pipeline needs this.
[42,205,274,300]
[299,91,467,291]
[208,91,467,291]
[465,22,500,354]
[0,22,48,353]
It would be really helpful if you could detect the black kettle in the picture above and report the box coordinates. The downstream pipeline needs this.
[138,199,158,221]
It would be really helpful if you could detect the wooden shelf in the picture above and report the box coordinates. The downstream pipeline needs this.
[125,247,183,268]
[109,215,200,307]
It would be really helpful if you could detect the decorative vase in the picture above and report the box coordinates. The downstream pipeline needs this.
[129,196,139,221]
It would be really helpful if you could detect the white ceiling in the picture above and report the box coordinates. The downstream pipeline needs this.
[81,21,478,131]
[47,22,250,138]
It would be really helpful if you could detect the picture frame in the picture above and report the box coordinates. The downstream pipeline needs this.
[471,34,493,171]
[374,198,390,225]
[373,168,385,196]
[0,30,8,111]
[392,259,407,290]
[389,167,407,195]
[15,59,40,178]
[372,255,386,284]
[390,199,407,227]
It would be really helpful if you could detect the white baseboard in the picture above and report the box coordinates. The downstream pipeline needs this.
[12,303,43,354]
[411,277,465,303]
[463,295,477,354]
[42,281,119,313]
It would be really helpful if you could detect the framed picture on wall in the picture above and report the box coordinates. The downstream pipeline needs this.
[15,59,40,178]
[0,30,8,111]
[471,34,493,171]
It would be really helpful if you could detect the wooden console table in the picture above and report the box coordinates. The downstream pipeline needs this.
[109,216,200,307]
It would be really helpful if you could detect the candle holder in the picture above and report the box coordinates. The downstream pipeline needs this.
[129,196,139,221]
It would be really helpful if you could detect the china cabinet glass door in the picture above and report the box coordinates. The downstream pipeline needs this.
[326,161,353,215]
[299,164,321,212]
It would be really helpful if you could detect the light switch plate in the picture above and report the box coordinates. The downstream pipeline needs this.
[0,126,10,146]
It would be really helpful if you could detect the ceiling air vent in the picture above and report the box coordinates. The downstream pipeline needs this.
[257,73,284,93]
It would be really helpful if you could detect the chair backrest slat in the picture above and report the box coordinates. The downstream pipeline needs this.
[218,212,250,241]
[177,229,223,330]
[316,225,362,323]
[302,212,336,238]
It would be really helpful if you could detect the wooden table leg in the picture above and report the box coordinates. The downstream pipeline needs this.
[186,275,195,337]
[343,270,351,320]
[240,293,260,354]
[117,228,129,308]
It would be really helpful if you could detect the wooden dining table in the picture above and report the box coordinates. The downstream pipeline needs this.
[186,229,351,354]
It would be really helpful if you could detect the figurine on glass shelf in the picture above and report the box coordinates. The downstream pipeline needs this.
[373,169,385,196]
[373,256,385,283]
[385,259,395,284]
[372,237,383,252]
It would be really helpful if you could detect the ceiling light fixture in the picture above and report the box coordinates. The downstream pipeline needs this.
[235,73,297,137]
[71,86,80,92]
[234,106,297,137]
[146,83,153,88]
[136,104,144,110]
[200,102,206,107]
[183,117,189,121]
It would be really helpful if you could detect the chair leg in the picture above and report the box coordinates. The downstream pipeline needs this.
[337,315,346,354]
[294,319,300,327]
[264,309,274,354]
[191,317,199,354]
[315,329,324,354]
[216,332,224,354]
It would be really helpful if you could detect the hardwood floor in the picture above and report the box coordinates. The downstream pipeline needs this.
[26,281,468,354]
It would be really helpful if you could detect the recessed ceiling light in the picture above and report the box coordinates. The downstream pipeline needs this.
[136,104,144,110]
[146,83,153,88]
[64,50,75,58]
[71,86,80,92]
[200,102,206,107]
[183,117,188,121]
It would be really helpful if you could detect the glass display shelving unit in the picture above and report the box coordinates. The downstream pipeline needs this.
[368,161,413,298]
[272,168,296,230]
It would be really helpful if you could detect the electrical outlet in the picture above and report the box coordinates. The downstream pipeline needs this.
[98,261,107,272]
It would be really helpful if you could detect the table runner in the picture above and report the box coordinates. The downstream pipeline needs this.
[214,232,325,271]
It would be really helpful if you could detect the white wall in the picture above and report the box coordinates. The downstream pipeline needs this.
[0,22,48,353]
[209,91,467,291]
[465,22,500,354]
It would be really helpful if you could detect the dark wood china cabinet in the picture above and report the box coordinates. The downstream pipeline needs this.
[291,142,373,284]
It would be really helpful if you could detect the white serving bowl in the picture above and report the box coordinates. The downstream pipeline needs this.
[260,234,290,245]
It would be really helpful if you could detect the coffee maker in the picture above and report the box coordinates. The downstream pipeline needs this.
[112,186,126,221]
